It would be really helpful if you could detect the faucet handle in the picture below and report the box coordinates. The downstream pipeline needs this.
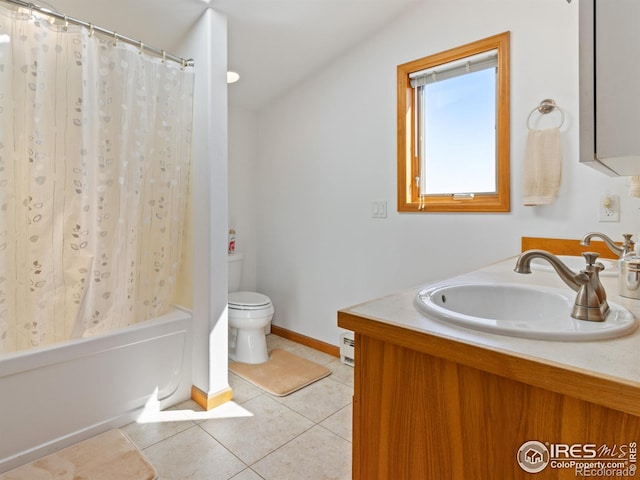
[581,252,600,265]
[578,252,609,319]
[581,251,606,273]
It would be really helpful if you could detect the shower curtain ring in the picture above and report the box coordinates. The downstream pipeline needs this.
[161,50,166,63]
[113,32,118,46]
[63,15,68,31]
[139,41,144,55]
[88,23,94,37]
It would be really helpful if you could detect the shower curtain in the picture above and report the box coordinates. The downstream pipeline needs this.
[0,7,194,352]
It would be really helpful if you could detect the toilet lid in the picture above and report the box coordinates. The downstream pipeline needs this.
[229,291,272,309]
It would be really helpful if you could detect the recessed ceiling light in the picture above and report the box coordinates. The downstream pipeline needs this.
[227,71,240,84]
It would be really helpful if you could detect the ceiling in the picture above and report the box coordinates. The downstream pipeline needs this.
[29,0,421,110]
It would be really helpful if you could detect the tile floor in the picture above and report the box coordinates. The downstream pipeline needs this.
[122,334,354,480]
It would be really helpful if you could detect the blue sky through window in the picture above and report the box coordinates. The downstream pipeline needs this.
[421,68,496,195]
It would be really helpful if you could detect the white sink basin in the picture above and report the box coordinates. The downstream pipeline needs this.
[530,255,618,277]
[415,283,637,341]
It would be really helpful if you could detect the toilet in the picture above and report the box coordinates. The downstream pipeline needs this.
[228,253,274,364]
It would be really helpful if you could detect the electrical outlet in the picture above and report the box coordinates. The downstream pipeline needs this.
[598,194,620,222]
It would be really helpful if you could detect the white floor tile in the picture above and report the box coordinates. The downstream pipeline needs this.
[282,343,337,366]
[265,334,296,351]
[266,335,336,366]
[229,468,265,480]
[325,358,354,388]
[273,377,353,423]
[200,394,314,465]
[229,372,264,405]
[319,404,352,442]
[122,411,197,450]
[143,425,246,480]
[252,425,351,480]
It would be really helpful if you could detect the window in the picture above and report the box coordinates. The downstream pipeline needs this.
[397,32,510,212]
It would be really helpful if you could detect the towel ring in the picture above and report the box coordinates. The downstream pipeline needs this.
[527,99,565,130]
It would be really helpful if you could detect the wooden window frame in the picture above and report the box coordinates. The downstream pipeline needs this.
[397,32,510,213]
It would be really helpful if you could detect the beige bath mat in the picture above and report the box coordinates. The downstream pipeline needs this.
[0,429,156,480]
[230,348,331,396]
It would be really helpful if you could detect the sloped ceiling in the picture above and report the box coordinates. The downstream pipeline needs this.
[23,0,421,110]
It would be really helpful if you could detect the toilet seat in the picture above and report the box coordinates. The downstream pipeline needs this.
[229,291,272,311]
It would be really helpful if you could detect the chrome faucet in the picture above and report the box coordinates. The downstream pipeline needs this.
[580,232,634,258]
[514,250,609,322]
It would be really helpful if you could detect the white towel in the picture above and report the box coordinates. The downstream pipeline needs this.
[522,127,562,206]
[629,176,640,197]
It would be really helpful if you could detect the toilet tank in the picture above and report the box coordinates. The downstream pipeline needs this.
[228,253,244,292]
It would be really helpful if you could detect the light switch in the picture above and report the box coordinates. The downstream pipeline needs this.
[372,201,387,218]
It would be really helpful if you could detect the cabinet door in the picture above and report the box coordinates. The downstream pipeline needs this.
[595,0,640,162]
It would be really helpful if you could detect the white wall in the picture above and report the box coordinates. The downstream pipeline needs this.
[230,0,640,347]
[178,9,230,398]
[228,106,259,292]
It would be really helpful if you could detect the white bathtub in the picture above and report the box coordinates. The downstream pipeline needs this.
[0,307,193,473]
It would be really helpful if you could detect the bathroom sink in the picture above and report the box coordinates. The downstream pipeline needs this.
[530,255,618,277]
[414,283,637,341]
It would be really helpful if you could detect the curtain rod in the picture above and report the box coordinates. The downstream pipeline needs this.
[0,0,194,67]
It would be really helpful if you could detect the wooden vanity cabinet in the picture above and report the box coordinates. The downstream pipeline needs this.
[338,311,640,480]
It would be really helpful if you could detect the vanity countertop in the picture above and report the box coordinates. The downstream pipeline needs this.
[338,256,640,416]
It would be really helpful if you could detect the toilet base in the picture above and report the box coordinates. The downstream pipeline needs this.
[229,327,269,364]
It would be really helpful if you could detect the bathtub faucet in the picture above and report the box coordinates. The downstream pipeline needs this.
[514,250,609,322]
[580,232,634,259]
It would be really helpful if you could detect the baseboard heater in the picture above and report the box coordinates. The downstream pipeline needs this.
[340,332,355,367]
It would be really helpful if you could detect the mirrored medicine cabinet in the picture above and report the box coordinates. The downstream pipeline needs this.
[580,0,640,176]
